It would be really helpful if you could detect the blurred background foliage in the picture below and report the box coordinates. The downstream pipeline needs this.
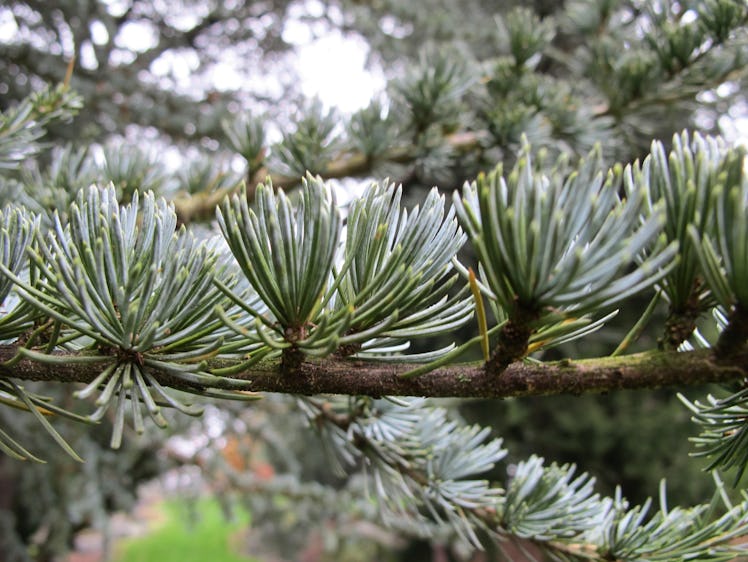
[0,0,747,560]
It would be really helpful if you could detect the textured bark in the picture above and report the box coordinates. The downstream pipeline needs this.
[717,304,748,357]
[0,345,745,399]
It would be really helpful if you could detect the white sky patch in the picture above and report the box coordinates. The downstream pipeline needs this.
[151,50,199,81]
[0,9,19,41]
[90,20,110,45]
[737,120,748,148]
[79,41,98,69]
[293,31,385,113]
[208,61,244,92]
[115,20,158,52]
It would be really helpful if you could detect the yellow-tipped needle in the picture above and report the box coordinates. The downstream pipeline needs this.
[63,56,75,89]
[468,268,490,362]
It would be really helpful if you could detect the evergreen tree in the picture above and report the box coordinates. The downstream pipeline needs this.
[1,1,748,560]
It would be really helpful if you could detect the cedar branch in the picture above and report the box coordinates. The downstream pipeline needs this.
[0,346,745,399]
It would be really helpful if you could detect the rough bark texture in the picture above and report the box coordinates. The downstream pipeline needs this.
[0,345,745,399]
[717,304,748,357]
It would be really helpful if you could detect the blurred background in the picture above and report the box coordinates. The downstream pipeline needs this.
[1,1,747,561]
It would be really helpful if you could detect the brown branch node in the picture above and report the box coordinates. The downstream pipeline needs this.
[489,302,540,374]
[717,304,748,357]
[660,279,705,350]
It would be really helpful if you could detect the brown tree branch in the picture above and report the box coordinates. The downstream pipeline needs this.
[172,130,485,223]
[0,345,745,399]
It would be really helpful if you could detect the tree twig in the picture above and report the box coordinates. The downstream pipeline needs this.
[0,346,745,400]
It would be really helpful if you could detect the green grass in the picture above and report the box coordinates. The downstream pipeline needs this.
[113,498,257,562]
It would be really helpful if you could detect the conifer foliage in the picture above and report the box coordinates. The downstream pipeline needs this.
[1,0,748,560]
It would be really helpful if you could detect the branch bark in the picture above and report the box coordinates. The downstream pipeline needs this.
[0,345,745,399]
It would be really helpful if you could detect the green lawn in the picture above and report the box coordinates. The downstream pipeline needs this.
[113,498,257,562]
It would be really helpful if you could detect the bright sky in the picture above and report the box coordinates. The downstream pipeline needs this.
[291,31,385,113]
